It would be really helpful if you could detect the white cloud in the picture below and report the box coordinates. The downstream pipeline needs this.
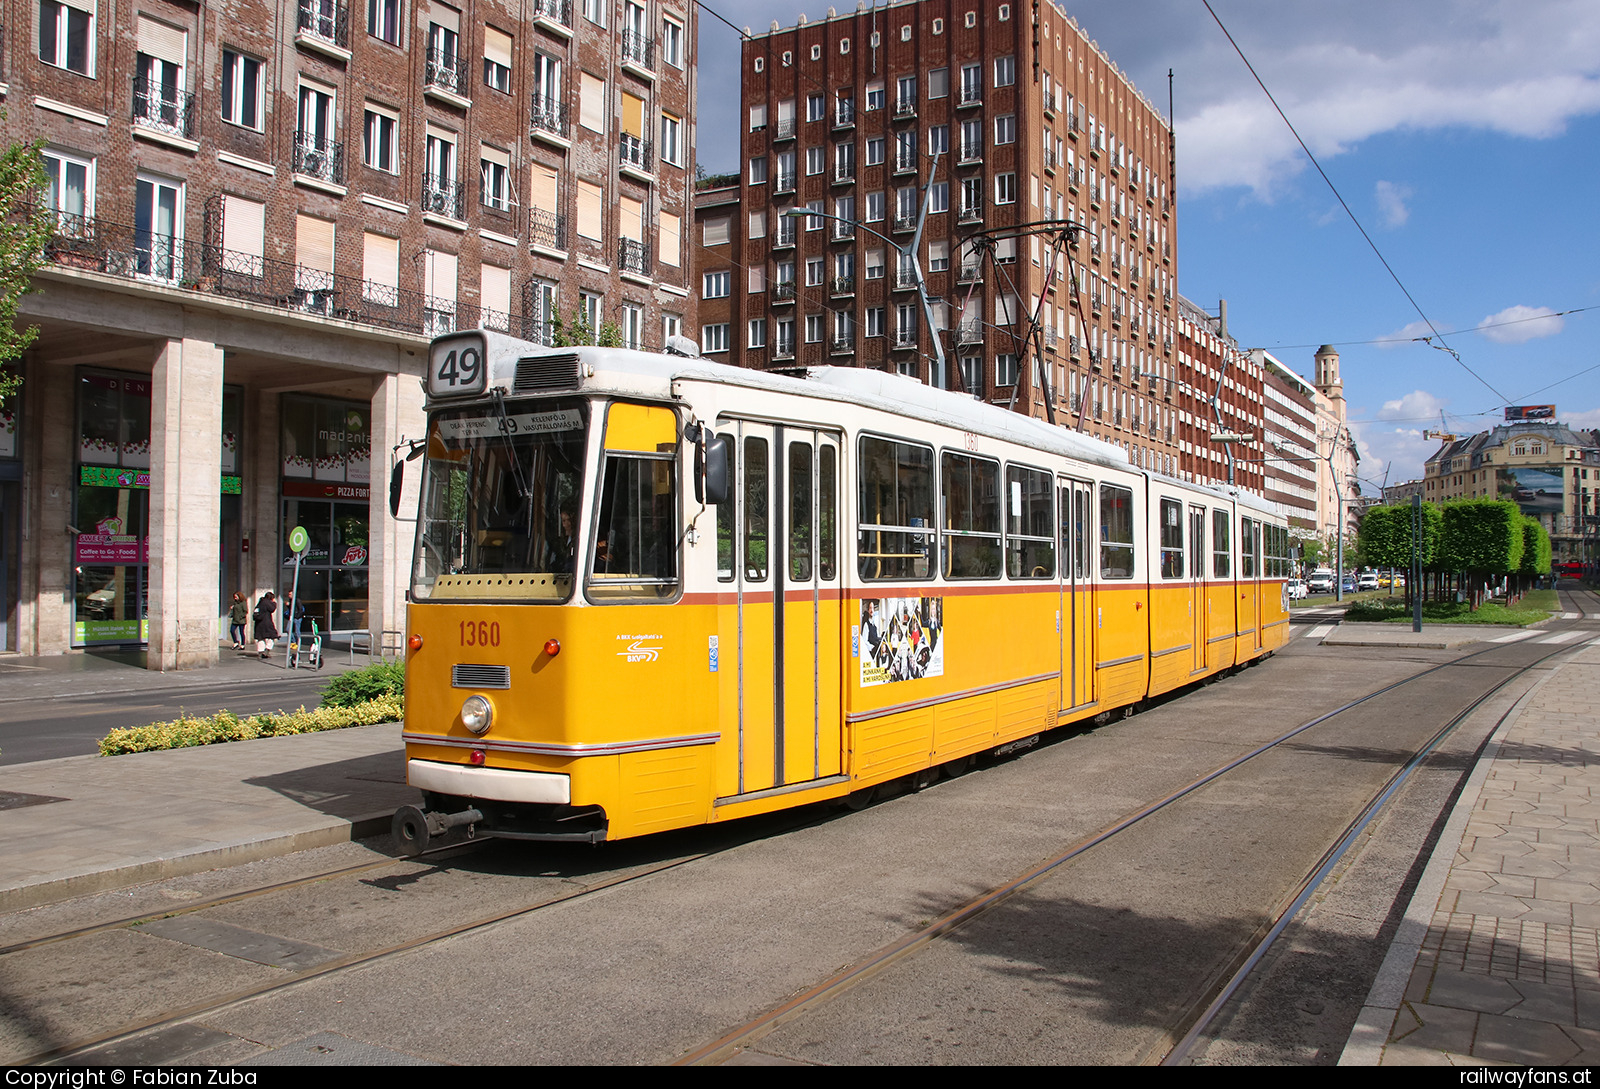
[1560,407,1600,429]
[1476,305,1566,344]
[1375,389,1449,423]
[1374,321,1437,348]
[1375,181,1413,228]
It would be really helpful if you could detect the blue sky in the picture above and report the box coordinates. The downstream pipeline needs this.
[693,0,1600,493]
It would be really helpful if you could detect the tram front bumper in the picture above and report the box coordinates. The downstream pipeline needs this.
[407,759,572,805]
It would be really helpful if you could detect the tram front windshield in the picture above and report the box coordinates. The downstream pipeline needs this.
[412,399,587,601]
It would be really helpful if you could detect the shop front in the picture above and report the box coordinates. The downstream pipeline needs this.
[279,394,371,636]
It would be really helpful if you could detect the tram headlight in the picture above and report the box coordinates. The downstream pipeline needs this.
[461,695,494,736]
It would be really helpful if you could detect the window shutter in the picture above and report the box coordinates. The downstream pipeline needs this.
[363,232,399,290]
[137,16,186,64]
[659,212,680,267]
[481,264,510,315]
[530,162,558,213]
[222,196,264,261]
[484,26,511,66]
[295,214,335,273]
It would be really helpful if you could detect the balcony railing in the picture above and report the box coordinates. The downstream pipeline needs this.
[773,341,796,360]
[619,237,650,276]
[958,86,982,108]
[834,163,855,183]
[958,141,983,164]
[893,98,917,119]
[424,47,466,97]
[831,275,854,295]
[772,282,796,302]
[892,329,918,349]
[957,203,983,225]
[774,117,796,141]
[831,221,854,241]
[621,30,654,69]
[532,0,571,27]
[956,321,983,345]
[421,173,465,219]
[956,264,982,284]
[772,225,796,248]
[529,209,568,251]
[133,76,195,140]
[835,102,855,127]
[619,134,654,172]
[774,172,796,194]
[531,94,570,139]
[830,336,855,353]
[32,204,539,337]
[892,213,916,233]
[296,0,349,48]
[893,267,917,289]
[292,132,345,185]
[894,151,917,174]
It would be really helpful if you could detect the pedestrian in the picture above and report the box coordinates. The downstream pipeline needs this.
[283,590,306,667]
[228,592,248,651]
[252,591,279,659]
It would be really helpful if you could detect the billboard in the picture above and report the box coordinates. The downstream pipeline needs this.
[1505,405,1556,422]
[1500,467,1564,514]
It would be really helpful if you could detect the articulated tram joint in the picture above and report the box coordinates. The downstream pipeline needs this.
[392,803,484,856]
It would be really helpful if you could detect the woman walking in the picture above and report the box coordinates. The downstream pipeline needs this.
[228,592,249,651]
[252,591,279,659]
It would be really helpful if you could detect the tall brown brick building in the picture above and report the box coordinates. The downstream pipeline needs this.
[1,0,695,665]
[710,0,1196,477]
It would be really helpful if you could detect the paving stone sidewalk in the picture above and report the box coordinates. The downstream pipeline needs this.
[1344,642,1600,1065]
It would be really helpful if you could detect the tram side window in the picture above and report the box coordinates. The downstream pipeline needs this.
[1212,508,1231,578]
[1159,498,1184,578]
[1006,465,1055,578]
[789,441,812,581]
[1099,484,1134,578]
[1239,516,1257,578]
[941,451,1002,578]
[745,436,769,581]
[588,453,678,600]
[716,432,736,582]
[819,445,837,581]
[858,436,933,580]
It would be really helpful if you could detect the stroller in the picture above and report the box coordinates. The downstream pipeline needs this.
[289,619,324,670]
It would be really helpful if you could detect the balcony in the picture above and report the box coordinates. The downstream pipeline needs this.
[619,134,654,178]
[834,102,855,128]
[424,47,468,104]
[531,0,573,35]
[892,212,916,233]
[831,275,854,296]
[956,263,982,285]
[291,131,345,186]
[772,282,796,304]
[132,77,196,143]
[774,172,796,195]
[957,141,983,165]
[834,163,856,184]
[831,221,854,242]
[893,267,917,290]
[1043,329,1058,350]
[773,117,796,141]
[772,225,796,249]
[1068,336,1080,359]
[773,341,796,361]
[420,173,465,220]
[957,202,983,226]
[958,86,982,108]
[893,98,917,120]
[830,336,855,354]
[618,237,650,277]
[894,150,917,175]
[892,329,918,350]
[956,320,983,345]
[530,95,571,142]
[621,30,654,75]
[529,209,568,253]
[295,0,350,57]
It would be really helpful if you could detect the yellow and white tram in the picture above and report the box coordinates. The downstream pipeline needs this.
[392,329,1291,850]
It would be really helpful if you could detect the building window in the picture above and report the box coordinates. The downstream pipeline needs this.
[702,323,729,353]
[368,0,400,45]
[896,75,916,110]
[806,146,824,175]
[483,26,512,93]
[995,173,1016,204]
[929,125,948,154]
[660,113,682,166]
[865,191,884,222]
[806,257,824,286]
[865,249,884,280]
[702,271,730,299]
[363,105,397,172]
[806,200,823,231]
[134,174,183,282]
[866,81,884,111]
[807,93,824,122]
[39,0,94,75]
[929,182,948,213]
[42,149,94,232]
[866,307,884,337]
[582,0,605,27]
[621,304,642,350]
[996,353,1018,386]
[994,55,1015,87]
[995,114,1015,145]
[866,137,883,166]
[806,314,823,343]
[928,240,949,271]
[749,156,768,184]
[928,67,948,99]
[221,50,263,130]
[479,146,511,211]
[748,319,766,348]
[662,17,684,68]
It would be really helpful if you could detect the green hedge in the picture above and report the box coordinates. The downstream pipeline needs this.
[320,659,406,708]
[98,693,403,755]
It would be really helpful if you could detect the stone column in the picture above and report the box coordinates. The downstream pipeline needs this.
[23,360,76,655]
[147,338,224,670]
[367,371,426,652]
[246,388,281,602]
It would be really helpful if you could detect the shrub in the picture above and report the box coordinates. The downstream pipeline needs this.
[99,694,403,756]
[320,658,406,708]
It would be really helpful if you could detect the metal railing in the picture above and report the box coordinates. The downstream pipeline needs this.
[894,98,917,119]
[958,140,983,164]
[133,76,195,139]
[529,209,568,251]
[424,47,466,96]
[957,203,983,225]
[619,134,653,172]
[292,132,345,184]
[621,30,654,68]
[892,213,916,233]
[531,95,570,139]
[773,118,796,140]
[772,224,796,248]
[831,275,854,295]
[957,264,982,284]
[296,0,349,47]
[835,102,855,127]
[956,321,983,345]
[421,173,465,219]
[831,336,855,353]
[893,267,917,289]
[894,150,917,173]
[958,86,982,107]
[834,163,855,183]
[531,0,571,26]
[892,329,918,349]
[772,282,796,302]
[619,237,650,276]
[831,221,854,241]
[774,172,796,194]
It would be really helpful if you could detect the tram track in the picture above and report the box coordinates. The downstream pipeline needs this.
[676,593,1599,1065]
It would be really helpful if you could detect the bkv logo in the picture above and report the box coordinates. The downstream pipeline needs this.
[616,635,663,663]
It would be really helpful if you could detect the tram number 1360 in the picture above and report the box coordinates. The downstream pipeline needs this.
[428,332,488,397]
[460,621,501,648]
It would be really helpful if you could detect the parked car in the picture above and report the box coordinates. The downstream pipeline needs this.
[1341,575,1358,594]
[1288,579,1308,600]
[1357,572,1380,592]
[1307,569,1335,595]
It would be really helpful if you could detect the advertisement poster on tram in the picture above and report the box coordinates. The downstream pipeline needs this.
[859,596,944,687]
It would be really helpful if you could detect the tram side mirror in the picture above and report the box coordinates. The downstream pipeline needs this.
[696,433,732,506]
[389,461,405,518]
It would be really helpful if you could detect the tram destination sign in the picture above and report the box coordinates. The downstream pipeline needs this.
[437,409,583,442]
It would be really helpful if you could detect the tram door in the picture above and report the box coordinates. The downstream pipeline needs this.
[1189,506,1207,675]
[1059,478,1096,712]
[720,422,841,799]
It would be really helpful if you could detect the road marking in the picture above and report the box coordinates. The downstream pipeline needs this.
[1305,624,1334,640]
[1490,630,1537,643]
[1562,612,1580,620]
[1535,631,1586,644]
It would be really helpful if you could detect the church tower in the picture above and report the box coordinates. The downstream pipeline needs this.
[1314,345,1344,402]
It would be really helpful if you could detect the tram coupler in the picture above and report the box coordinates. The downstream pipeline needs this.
[392,804,483,856]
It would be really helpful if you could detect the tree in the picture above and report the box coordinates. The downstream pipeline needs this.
[0,133,53,404]
[1439,499,1524,609]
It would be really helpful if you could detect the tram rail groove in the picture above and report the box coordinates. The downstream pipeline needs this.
[677,603,1595,1066]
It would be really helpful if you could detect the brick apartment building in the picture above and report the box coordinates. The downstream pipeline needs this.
[1173,294,1264,494]
[1,0,695,666]
[1250,348,1319,547]
[708,0,1197,477]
